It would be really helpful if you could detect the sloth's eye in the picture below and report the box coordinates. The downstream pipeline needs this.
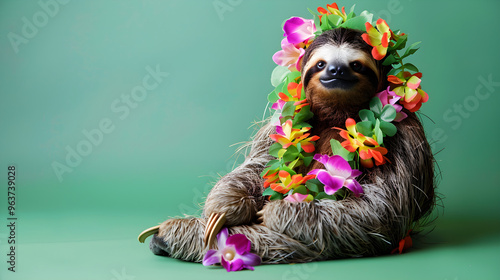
[316,61,326,69]
[350,61,362,72]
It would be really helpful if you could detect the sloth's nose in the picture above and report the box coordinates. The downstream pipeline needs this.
[328,64,349,77]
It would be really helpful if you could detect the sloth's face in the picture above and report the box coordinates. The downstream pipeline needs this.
[301,29,383,108]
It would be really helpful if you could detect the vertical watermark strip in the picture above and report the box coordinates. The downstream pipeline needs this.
[6,165,17,272]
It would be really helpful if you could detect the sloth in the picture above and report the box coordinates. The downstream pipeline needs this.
[148,27,435,263]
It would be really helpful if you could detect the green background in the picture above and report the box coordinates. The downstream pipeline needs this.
[1,0,499,279]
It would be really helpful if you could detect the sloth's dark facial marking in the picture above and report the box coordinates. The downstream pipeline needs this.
[301,28,385,109]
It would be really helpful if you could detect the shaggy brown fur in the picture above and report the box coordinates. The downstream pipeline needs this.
[149,28,435,263]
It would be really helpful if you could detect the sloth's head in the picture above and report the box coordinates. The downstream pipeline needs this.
[301,28,389,110]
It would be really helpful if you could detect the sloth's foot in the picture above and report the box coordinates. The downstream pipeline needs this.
[149,217,207,262]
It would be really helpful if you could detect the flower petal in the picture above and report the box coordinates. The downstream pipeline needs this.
[221,257,244,272]
[325,155,352,179]
[202,249,221,266]
[217,228,229,250]
[317,171,344,195]
[238,252,261,267]
[345,179,364,197]
[226,234,251,255]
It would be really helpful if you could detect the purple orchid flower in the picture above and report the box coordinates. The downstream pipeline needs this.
[203,228,261,272]
[308,154,364,197]
[376,87,408,122]
[283,17,316,45]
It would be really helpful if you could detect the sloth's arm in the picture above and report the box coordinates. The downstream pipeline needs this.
[260,114,435,257]
[202,122,275,226]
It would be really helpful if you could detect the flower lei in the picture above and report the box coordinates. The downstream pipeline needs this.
[261,3,429,203]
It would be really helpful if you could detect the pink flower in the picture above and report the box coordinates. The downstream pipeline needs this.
[376,87,408,122]
[283,17,316,45]
[272,38,306,71]
[203,228,261,272]
[308,154,364,197]
[284,193,313,203]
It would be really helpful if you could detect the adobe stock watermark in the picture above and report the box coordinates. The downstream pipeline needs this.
[178,159,242,216]
[7,0,70,54]
[370,0,407,25]
[110,267,135,280]
[282,262,318,280]
[51,65,169,182]
[213,0,243,21]
[429,74,499,150]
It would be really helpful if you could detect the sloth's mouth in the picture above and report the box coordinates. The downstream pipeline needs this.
[320,77,358,90]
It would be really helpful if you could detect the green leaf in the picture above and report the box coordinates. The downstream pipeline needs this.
[288,157,302,170]
[306,179,322,193]
[265,159,279,167]
[269,143,282,157]
[327,14,343,27]
[388,34,408,52]
[303,155,314,167]
[282,145,299,162]
[380,104,397,122]
[308,7,320,16]
[330,139,352,161]
[267,84,281,103]
[380,121,397,137]
[281,165,296,176]
[401,41,421,58]
[315,192,337,200]
[374,119,383,145]
[320,14,332,30]
[359,109,375,123]
[260,166,272,177]
[271,65,291,87]
[292,185,308,195]
[270,191,284,201]
[382,53,398,66]
[346,11,355,20]
[356,121,373,136]
[278,148,286,158]
[369,97,383,114]
[403,63,419,73]
[281,101,296,117]
[341,14,368,31]
[262,187,276,196]
[296,122,312,129]
[293,105,314,125]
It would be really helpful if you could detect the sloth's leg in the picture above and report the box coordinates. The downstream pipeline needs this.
[202,123,275,226]
[259,182,403,258]
[150,216,321,263]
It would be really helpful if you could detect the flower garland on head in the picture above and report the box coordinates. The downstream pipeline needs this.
[261,2,429,203]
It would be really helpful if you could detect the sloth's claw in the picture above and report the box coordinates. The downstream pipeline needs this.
[138,225,160,243]
[203,212,226,249]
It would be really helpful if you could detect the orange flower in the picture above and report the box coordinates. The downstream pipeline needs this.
[336,118,388,168]
[278,82,309,111]
[262,169,279,188]
[388,72,429,112]
[270,170,315,194]
[361,19,390,60]
[317,3,347,22]
[270,120,319,153]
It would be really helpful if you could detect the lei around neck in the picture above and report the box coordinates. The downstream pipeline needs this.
[261,3,429,203]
